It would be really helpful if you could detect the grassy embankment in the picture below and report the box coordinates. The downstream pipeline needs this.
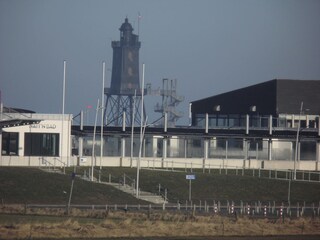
[1,166,320,204]
[0,167,320,239]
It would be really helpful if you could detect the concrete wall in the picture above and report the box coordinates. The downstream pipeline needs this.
[2,155,319,172]
[0,156,68,167]
[76,157,320,171]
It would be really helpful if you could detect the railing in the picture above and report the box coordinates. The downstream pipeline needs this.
[39,157,66,174]
[25,201,320,218]
[134,158,320,183]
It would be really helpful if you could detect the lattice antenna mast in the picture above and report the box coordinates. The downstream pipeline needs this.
[153,79,184,127]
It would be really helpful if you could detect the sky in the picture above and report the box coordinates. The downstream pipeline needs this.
[1,0,320,125]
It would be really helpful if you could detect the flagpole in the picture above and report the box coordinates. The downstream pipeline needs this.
[130,90,136,167]
[62,60,66,166]
[138,12,141,36]
[100,62,105,170]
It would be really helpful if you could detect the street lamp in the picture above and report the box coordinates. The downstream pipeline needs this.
[293,102,303,180]
[91,99,100,181]
[136,63,145,198]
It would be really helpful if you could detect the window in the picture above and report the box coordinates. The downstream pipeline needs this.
[249,139,263,151]
[2,132,19,155]
[24,133,59,156]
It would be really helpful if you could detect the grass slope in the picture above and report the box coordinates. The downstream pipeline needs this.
[95,167,320,204]
[0,167,320,204]
[0,167,147,205]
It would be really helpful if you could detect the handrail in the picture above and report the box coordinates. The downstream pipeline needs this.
[134,158,320,183]
[40,157,66,174]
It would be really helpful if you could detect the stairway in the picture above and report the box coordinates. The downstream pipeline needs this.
[103,182,167,204]
[40,168,166,204]
[79,172,167,204]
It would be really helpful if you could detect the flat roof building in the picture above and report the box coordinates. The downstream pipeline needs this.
[1,111,72,167]
[2,79,320,172]
[191,79,320,129]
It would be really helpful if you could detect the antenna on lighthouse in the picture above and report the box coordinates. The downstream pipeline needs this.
[138,12,142,36]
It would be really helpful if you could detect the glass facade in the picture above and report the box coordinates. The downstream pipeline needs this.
[75,134,317,161]
[24,133,59,156]
[1,132,19,155]
[195,113,318,129]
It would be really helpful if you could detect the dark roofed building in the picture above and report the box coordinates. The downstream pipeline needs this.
[191,79,320,128]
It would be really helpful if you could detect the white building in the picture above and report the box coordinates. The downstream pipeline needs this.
[1,113,72,167]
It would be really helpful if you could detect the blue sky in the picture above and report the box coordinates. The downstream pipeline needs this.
[1,0,320,125]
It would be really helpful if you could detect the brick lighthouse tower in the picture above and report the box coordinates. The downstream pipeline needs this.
[104,18,145,126]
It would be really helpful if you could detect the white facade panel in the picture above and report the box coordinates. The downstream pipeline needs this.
[1,114,72,166]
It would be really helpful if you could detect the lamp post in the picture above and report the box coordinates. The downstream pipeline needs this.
[293,102,303,180]
[136,63,145,198]
[91,99,99,181]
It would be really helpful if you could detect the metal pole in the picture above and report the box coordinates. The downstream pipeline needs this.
[0,127,2,166]
[136,63,145,197]
[0,93,2,121]
[189,103,192,126]
[164,112,168,133]
[288,172,291,204]
[91,99,99,181]
[131,90,136,167]
[294,102,303,180]
[122,111,126,132]
[189,179,192,201]
[100,62,105,170]
[67,173,75,214]
[62,60,66,166]
[0,101,2,165]
[205,113,208,134]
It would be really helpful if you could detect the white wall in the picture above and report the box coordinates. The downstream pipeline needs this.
[1,114,72,166]
[1,155,319,172]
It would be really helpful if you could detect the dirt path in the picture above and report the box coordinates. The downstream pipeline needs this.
[102,236,320,240]
[36,236,320,240]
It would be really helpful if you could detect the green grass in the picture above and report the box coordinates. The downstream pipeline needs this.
[111,170,320,203]
[0,167,148,205]
[0,166,320,205]
[85,166,320,204]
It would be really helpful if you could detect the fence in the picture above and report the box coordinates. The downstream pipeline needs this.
[203,167,320,183]
[25,200,320,218]
[134,158,320,183]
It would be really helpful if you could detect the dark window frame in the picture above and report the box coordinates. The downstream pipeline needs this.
[24,133,59,156]
[1,131,19,155]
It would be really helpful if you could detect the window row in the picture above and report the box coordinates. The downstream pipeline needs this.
[79,136,316,161]
[1,132,59,156]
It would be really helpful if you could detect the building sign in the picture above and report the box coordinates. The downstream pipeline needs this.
[30,123,57,129]
[186,174,196,180]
